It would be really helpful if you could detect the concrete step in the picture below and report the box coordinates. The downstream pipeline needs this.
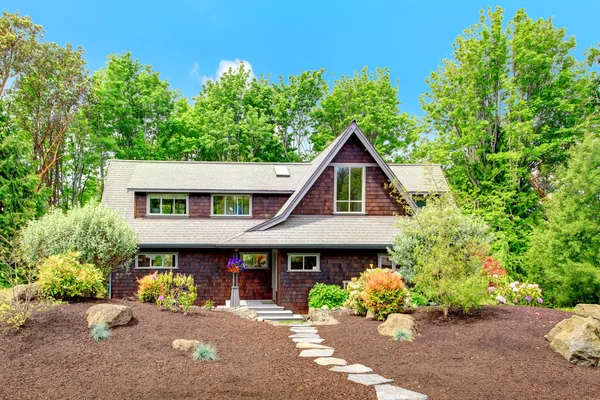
[263,314,305,321]
[256,310,296,318]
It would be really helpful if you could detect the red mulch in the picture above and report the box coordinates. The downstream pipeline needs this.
[0,300,375,400]
[318,306,600,400]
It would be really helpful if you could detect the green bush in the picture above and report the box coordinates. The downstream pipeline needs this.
[362,269,409,320]
[308,283,348,309]
[393,328,414,342]
[138,271,197,313]
[192,342,219,361]
[90,322,111,341]
[408,290,429,307]
[202,300,215,310]
[37,252,106,299]
[20,203,138,280]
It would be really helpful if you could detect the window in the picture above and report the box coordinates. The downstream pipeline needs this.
[212,195,251,216]
[148,194,188,215]
[335,166,364,213]
[288,254,320,272]
[378,254,396,270]
[136,253,178,269]
[241,252,269,269]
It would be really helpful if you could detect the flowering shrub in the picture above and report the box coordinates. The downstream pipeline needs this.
[491,280,544,306]
[361,269,409,321]
[344,268,389,316]
[482,257,507,280]
[37,252,106,299]
[136,271,197,312]
[226,257,245,273]
[308,283,348,309]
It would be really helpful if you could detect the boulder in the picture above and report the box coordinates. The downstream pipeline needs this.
[545,315,600,367]
[574,304,600,321]
[365,310,376,320]
[230,307,259,320]
[377,313,416,337]
[307,307,338,325]
[86,304,133,328]
[172,339,200,352]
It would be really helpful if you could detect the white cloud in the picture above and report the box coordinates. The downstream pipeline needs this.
[189,59,255,85]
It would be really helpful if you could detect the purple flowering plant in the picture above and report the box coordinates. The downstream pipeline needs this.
[227,257,245,273]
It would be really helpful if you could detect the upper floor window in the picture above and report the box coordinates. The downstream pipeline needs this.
[212,194,251,216]
[148,194,188,215]
[334,166,365,213]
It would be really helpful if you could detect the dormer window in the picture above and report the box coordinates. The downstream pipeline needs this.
[334,166,365,213]
[212,194,252,216]
[148,194,188,215]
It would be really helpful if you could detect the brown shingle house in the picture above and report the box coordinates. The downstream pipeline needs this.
[102,122,448,316]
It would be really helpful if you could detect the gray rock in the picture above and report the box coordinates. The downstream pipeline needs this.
[296,342,333,350]
[375,384,428,400]
[172,339,200,352]
[574,304,600,321]
[290,327,318,333]
[86,304,133,328]
[347,374,394,386]
[378,313,416,337]
[307,307,338,325]
[314,357,347,366]
[289,332,321,338]
[230,307,259,320]
[330,364,373,373]
[299,349,335,357]
[321,304,330,310]
[292,337,325,344]
[365,310,376,320]
[546,315,600,367]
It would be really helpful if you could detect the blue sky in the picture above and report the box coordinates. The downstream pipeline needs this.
[3,1,599,116]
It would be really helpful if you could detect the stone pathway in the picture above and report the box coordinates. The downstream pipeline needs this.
[284,322,428,400]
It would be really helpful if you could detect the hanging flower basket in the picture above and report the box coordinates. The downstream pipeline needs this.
[227,257,245,274]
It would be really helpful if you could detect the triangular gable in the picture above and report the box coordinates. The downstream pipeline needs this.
[248,122,417,232]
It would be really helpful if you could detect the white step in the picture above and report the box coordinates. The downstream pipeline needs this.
[256,310,295,318]
[263,314,304,321]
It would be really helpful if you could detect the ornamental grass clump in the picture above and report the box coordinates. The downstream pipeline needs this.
[361,269,409,321]
[89,322,111,342]
[393,328,414,342]
[308,283,348,309]
[192,342,219,362]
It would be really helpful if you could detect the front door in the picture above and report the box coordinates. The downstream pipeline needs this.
[238,251,273,300]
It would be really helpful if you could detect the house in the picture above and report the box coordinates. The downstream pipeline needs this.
[101,122,448,314]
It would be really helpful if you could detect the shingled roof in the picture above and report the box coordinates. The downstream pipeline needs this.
[102,122,448,247]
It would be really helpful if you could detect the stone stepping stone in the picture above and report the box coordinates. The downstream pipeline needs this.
[289,332,321,338]
[290,327,318,333]
[292,338,325,344]
[347,374,393,386]
[296,342,332,349]
[314,357,347,366]
[330,364,373,373]
[375,384,428,400]
[288,323,311,327]
[299,349,335,357]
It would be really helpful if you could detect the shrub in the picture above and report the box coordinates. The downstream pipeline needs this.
[361,269,409,321]
[203,300,215,310]
[136,272,163,303]
[344,268,388,316]
[37,252,106,299]
[192,342,219,362]
[139,271,197,313]
[393,328,414,342]
[490,279,543,306]
[89,322,111,341]
[409,290,429,307]
[20,203,138,281]
[308,283,348,309]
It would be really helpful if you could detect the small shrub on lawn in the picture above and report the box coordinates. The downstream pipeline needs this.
[202,300,215,310]
[308,283,348,309]
[37,252,106,299]
[89,322,111,342]
[192,342,219,362]
[393,328,414,342]
[361,269,409,321]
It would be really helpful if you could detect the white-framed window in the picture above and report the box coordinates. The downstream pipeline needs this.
[334,166,365,213]
[241,252,269,269]
[288,253,320,272]
[148,194,188,215]
[136,253,179,269]
[211,194,252,216]
[378,253,396,270]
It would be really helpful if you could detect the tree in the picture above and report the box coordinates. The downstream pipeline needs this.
[416,7,594,273]
[390,196,494,318]
[20,203,138,280]
[525,134,600,306]
[312,67,417,161]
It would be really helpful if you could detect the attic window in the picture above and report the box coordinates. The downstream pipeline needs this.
[274,166,290,177]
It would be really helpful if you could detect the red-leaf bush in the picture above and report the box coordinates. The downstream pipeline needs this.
[361,269,409,320]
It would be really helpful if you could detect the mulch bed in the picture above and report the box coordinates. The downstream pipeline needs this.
[318,306,600,400]
[0,300,375,400]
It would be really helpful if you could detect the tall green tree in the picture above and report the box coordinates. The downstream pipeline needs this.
[311,67,416,161]
[525,134,600,306]
[416,7,594,273]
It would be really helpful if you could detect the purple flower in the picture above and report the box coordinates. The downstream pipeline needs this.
[525,295,532,302]
[537,297,543,304]
[158,295,164,301]
[495,295,507,304]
